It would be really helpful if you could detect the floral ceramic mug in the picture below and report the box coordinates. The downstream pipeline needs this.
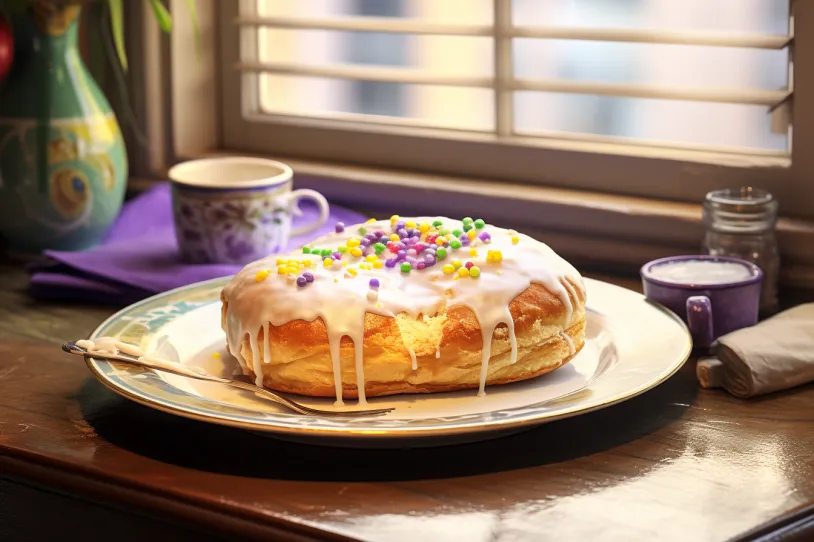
[168,157,329,265]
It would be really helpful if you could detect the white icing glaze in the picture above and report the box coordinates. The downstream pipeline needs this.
[221,217,584,404]
[560,331,575,356]
[407,346,418,371]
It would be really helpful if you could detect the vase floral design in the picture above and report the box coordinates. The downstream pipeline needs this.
[0,3,127,255]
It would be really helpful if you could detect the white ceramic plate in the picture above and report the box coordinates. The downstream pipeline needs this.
[86,277,691,446]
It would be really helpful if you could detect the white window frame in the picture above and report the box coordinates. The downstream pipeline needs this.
[130,0,814,285]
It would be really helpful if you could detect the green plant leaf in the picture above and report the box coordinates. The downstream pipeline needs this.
[107,0,127,72]
[183,0,202,58]
[149,0,172,33]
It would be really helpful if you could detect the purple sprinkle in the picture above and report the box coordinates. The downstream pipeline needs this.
[405,228,415,236]
[360,238,371,247]
[335,222,345,233]
[424,255,436,266]
[375,230,386,237]
[369,278,380,289]
[365,233,378,241]
[406,256,418,266]
[404,238,416,247]
[395,220,406,230]
[397,250,407,260]
[396,241,407,251]
[296,276,307,287]
[411,230,421,238]
[332,252,342,260]
[397,228,408,238]
[478,232,491,242]
[385,258,398,268]
[303,272,315,283]
[406,248,417,257]
[417,261,426,270]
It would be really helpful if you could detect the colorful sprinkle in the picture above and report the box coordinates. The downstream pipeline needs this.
[302,247,311,254]
[338,246,347,254]
[457,267,469,278]
[478,232,491,243]
[365,254,378,263]
[277,265,288,275]
[366,218,377,224]
[474,218,485,229]
[436,247,448,259]
[347,238,361,248]
[469,266,481,278]
[432,219,444,227]
[390,215,400,223]
[467,230,477,241]
[435,237,446,247]
[512,236,520,245]
[400,262,412,273]
[372,260,383,269]
[350,247,363,258]
[347,268,358,277]
[369,278,380,289]
[303,272,314,283]
[465,261,474,269]
[462,217,473,225]
[296,276,307,287]
[373,242,386,255]
[335,222,345,233]
[255,269,270,282]
[452,259,463,269]
[358,227,367,235]
[385,258,398,268]
[450,239,462,249]
[442,264,455,274]
[469,248,478,257]
[405,221,417,229]
[452,229,462,238]
[463,223,473,233]
[486,250,503,264]
[323,258,333,268]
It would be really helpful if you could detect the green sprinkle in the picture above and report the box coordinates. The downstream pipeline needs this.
[337,246,347,254]
[321,249,331,257]
[438,228,449,236]
[400,262,412,273]
[469,266,481,278]
[436,247,448,259]
[432,220,443,227]
[302,247,311,254]
[462,217,473,225]
[452,229,462,237]
[358,227,367,235]
[474,219,485,229]
[450,239,462,249]
[463,223,473,232]
[373,242,386,255]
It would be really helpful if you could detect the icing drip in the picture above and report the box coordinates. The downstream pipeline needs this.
[263,322,271,364]
[407,346,417,371]
[561,331,576,356]
[221,217,585,404]
[249,332,263,386]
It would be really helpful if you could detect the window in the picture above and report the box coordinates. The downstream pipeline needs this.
[209,1,813,218]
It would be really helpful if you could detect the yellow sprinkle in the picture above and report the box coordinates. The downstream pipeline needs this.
[277,265,288,275]
[342,261,348,267]
[323,258,333,268]
[469,248,478,257]
[390,214,400,223]
[457,267,469,278]
[452,259,463,269]
[467,230,477,241]
[255,269,270,282]
[418,223,431,233]
[275,258,284,266]
[212,352,221,358]
[405,221,416,229]
[486,250,503,264]
[365,254,378,263]
[366,218,376,224]
[347,268,358,277]
[286,266,298,275]
[508,229,517,236]
[302,260,312,267]
[442,264,455,275]
[360,263,371,270]
[347,238,361,248]
[334,278,339,283]
[390,233,400,242]
[435,237,446,246]
[453,274,460,281]
[372,260,383,269]
[512,236,520,245]
[377,303,382,308]
[350,247,363,258]
[497,270,503,275]
[469,266,481,278]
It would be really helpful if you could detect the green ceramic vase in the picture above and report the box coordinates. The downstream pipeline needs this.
[0,5,127,255]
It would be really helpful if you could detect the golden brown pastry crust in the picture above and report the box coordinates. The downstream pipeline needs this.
[221,280,586,398]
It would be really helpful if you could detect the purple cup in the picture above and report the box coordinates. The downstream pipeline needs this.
[640,255,762,348]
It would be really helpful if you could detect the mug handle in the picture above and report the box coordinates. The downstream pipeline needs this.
[686,296,713,348]
[287,189,330,237]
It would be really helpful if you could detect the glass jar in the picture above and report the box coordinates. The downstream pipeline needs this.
[702,187,779,316]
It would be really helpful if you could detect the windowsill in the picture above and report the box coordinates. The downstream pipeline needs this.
[132,154,814,290]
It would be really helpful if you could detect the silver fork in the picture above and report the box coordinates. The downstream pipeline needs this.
[63,341,394,417]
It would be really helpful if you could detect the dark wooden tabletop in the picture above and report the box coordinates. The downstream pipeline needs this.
[1,262,813,542]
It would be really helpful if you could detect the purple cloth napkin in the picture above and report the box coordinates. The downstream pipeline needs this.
[29,183,367,304]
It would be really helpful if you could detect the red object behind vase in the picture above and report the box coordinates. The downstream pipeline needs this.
[0,17,13,81]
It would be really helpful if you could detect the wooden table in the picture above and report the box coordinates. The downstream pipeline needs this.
[1,262,812,542]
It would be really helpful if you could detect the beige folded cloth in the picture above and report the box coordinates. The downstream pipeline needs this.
[697,303,814,398]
